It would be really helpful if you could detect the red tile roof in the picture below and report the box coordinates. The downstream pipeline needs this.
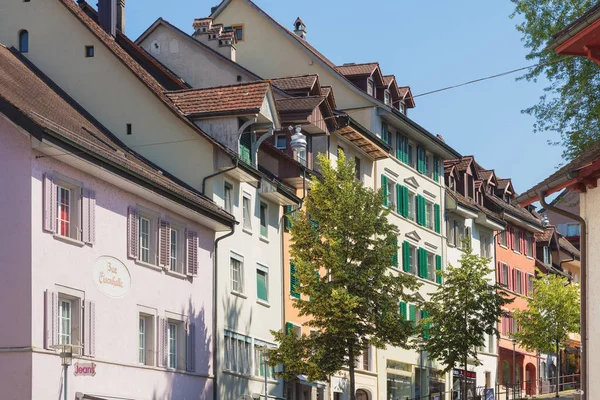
[497,179,512,191]
[383,75,396,87]
[270,74,318,92]
[335,62,379,77]
[0,45,234,224]
[559,235,581,258]
[276,96,325,113]
[165,82,270,117]
[535,227,555,244]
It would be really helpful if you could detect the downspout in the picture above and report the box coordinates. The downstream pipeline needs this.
[280,169,306,398]
[201,158,239,196]
[213,225,236,400]
[538,191,587,400]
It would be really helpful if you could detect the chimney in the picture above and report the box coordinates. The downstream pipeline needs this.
[117,0,125,32]
[293,17,306,40]
[98,0,117,36]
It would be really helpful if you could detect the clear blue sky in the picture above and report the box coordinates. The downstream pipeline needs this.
[125,0,564,194]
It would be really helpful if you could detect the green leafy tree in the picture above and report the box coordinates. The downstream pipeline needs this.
[423,242,513,399]
[512,270,580,398]
[269,152,420,400]
[510,0,599,160]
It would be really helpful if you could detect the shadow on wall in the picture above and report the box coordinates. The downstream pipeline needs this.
[151,298,213,400]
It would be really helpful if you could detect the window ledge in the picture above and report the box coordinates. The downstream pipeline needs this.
[499,245,508,249]
[256,299,271,308]
[289,295,301,301]
[525,255,534,260]
[231,291,247,299]
[242,228,253,236]
[135,260,163,272]
[513,251,521,255]
[165,269,188,280]
[259,236,270,244]
[53,234,85,247]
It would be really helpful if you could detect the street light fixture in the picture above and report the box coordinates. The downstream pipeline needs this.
[50,343,82,400]
[262,346,271,400]
[512,338,517,400]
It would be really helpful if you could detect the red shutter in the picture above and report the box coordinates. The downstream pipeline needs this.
[43,174,57,233]
[186,322,196,372]
[186,230,199,276]
[497,262,502,285]
[509,228,514,250]
[127,206,139,260]
[158,219,171,267]
[84,299,96,357]
[44,290,58,349]
[507,266,513,291]
[524,272,529,297]
[82,188,96,244]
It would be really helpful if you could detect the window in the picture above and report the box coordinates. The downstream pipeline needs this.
[447,218,456,246]
[515,269,522,294]
[138,314,154,365]
[224,182,233,214]
[399,102,406,115]
[139,316,146,364]
[386,177,396,208]
[254,343,274,378]
[525,235,534,257]
[425,154,431,177]
[407,143,414,167]
[449,176,455,190]
[387,360,412,399]
[367,78,374,96]
[488,334,495,354]
[543,246,552,265]
[139,216,151,263]
[242,194,252,231]
[407,192,416,221]
[567,223,580,236]
[169,228,178,271]
[230,253,244,294]
[427,252,435,281]
[384,90,390,105]
[233,25,244,41]
[297,148,307,166]
[224,331,252,375]
[354,157,361,181]
[408,244,417,275]
[501,263,509,287]
[85,45,94,57]
[499,230,507,247]
[362,343,371,371]
[425,201,434,230]
[514,231,521,253]
[259,202,268,238]
[168,323,177,369]
[381,122,390,144]
[527,274,534,295]
[275,134,287,149]
[59,299,72,345]
[55,181,82,241]
[57,186,71,237]
[19,30,28,53]
[480,236,491,258]
[256,264,268,303]
[290,263,300,298]
[126,123,132,135]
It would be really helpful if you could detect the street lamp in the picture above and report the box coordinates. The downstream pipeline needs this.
[262,347,271,400]
[50,344,82,400]
[512,339,517,400]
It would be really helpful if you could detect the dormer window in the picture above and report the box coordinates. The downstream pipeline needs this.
[367,78,374,96]
[399,102,405,115]
[504,193,510,203]
[384,90,390,105]
[449,176,455,191]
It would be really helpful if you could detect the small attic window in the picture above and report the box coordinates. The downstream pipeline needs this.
[85,46,94,58]
[384,90,390,105]
[399,102,406,115]
[233,25,244,41]
[367,78,374,96]
[19,30,29,53]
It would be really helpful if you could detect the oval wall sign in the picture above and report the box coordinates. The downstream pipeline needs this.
[92,256,131,298]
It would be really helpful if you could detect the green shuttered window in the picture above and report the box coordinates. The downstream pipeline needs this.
[400,302,407,319]
[434,204,441,234]
[290,263,300,299]
[396,185,409,218]
[381,175,389,207]
[409,304,417,324]
[392,236,399,268]
[435,255,443,284]
[402,241,411,273]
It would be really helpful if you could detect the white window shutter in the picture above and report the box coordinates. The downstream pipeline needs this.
[44,290,58,349]
[158,219,171,267]
[186,322,196,372]
[127,206,139,260]
[157,317,167,367]
[82,189,96,245]
[83,300,96,357]
[186,230,199,276]
[43,174,57,233]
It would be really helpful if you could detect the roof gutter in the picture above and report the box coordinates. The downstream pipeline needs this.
[516,171,579,206]
[551,5,600,49]
[538,191,587,400]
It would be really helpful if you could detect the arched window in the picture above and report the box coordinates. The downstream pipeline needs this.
[19,30,29,53]
[501,360,511,386]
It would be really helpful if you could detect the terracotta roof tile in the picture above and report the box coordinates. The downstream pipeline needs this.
[446,188,505,224]
[559,236,580,258]
[486,194,542,227]
[270,75,318,92]
[383,75,395,87]
[335,62,379,77]
[497,179,512,190]
[276,96,325,113]
[535,227,555,243]
[0,45,234,224]
[165,82,270,117]
[479,169,494,181]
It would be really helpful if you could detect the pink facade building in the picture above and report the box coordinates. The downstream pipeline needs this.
[0,44,235,400]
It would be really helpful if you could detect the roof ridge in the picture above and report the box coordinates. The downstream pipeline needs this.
[336,61,380,67]
[271,73,318,79]
[164,80,269,94]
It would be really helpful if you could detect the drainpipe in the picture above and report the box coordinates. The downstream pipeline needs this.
[538,191,587,400]
[213,225,236,400]
[201,158,239,196]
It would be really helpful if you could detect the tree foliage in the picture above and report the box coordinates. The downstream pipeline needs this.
[512,270,580,354]
[511,0,600,160]
[268,152,420,400]
[423,243,512,384]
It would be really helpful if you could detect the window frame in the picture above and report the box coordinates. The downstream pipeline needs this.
[232,24,244,42]
[139,215,152,264]
[425,200,434,230]
[242,193,252,232]
[515,269,523,294]
[386,176,396,209]
[367,78,374,96]
[408,244,417,275]
[55,179,83,241]
[501,263,509,288]
[275,134,287,150]
[230,252,245,294]
[59,298,73,345]
[407,191,416,221]
[259,201,268,238]
[224,182,233,214]
[167,322,178,369]
[384,90,391,105]
[256,263,269,303]
[224,330,252,375]
[19,30,29,53]
[514,230,522,253]
[138,313,155,366]
[85,45,94,58]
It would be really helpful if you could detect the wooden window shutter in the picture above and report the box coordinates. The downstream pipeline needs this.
[402,186,409,218]
[409,304,417,324]
[381,175,388,207]
[416,195,422,226]
[284,205,293,231]
[82,188,96,244]
[523,272,528,297]
[186,322,196,372]
[84,299,96,357]
[400,302,407,319]
[395,133,402,160]
[435,255,442,284]
[157,317,167,367]
[285,322,294,335]
[402,241,410,273]
[391,236,398,268]
[434,204,441,234]
[44,290,59,349]
[290,263,300,299]
[186,230,199,276]
[418,248,427,279]
[158,219,171,267]
[127,206,139,260]
[497,262,503,285]
[396,185,403,215]
[43,174,57,233]
[433,157,439,181]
